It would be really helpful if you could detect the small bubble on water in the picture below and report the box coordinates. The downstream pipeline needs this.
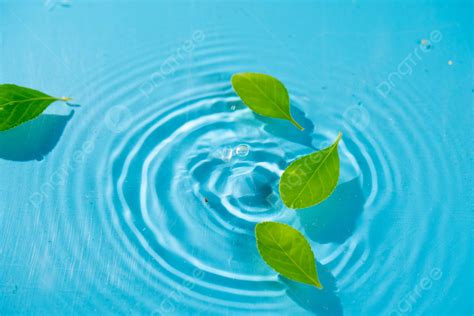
[235,144,250,157]
[448,60,454,66]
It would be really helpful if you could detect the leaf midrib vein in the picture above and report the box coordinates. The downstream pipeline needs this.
[0,96,58,108]
[288,144,337,207]
[244,76,291,120]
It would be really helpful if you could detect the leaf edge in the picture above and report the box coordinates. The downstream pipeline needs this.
[230,73,304,131]
[279,132,343,209]
[255,221,323,289]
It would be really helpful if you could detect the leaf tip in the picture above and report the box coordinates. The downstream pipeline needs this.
[313,279,323,289]
[60,96,72,102]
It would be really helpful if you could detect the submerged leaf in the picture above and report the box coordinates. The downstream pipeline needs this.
[255,221,322,288]
[280,133,342,209]
[231,73,304,130]
[0,84,71,131]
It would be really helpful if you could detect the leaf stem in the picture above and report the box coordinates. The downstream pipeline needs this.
[289,117,304,131]
[313,278,323,289]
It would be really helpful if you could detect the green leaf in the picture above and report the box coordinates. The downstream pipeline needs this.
[231,72,304,130]
[0,84,71,131]
[280,132,342,209]
[255,221,322,288]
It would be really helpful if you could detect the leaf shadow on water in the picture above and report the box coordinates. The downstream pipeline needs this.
[283,177,364,314]
[0,112,74,161]
[298,177,365,244]
[246,106,347,314]
[253,107,316,147]
[280,262,343,315]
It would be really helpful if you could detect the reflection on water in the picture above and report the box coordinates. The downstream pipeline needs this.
[0,112,74,161]
[258,107,316,147]
[282,262,342,315]
[298,177,365,244]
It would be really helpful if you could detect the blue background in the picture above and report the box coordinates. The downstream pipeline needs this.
[0,0,472,315]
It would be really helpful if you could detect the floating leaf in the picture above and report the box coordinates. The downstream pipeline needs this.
[255,221,322,288]
[0,84,71,131]
[280,132,342,209]
[231,72,303,130]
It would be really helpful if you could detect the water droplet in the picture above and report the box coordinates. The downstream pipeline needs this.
[235,144,250,157]
[420,39,432,51]
[448,60,454,66]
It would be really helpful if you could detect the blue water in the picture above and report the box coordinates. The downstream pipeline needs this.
[0,1,472,315]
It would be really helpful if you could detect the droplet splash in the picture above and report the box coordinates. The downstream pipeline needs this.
[221,147,233,162]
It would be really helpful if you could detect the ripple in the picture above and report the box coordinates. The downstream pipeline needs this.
[32,26,464,314]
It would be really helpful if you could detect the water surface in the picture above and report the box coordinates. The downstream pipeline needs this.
[0,1,472,315]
